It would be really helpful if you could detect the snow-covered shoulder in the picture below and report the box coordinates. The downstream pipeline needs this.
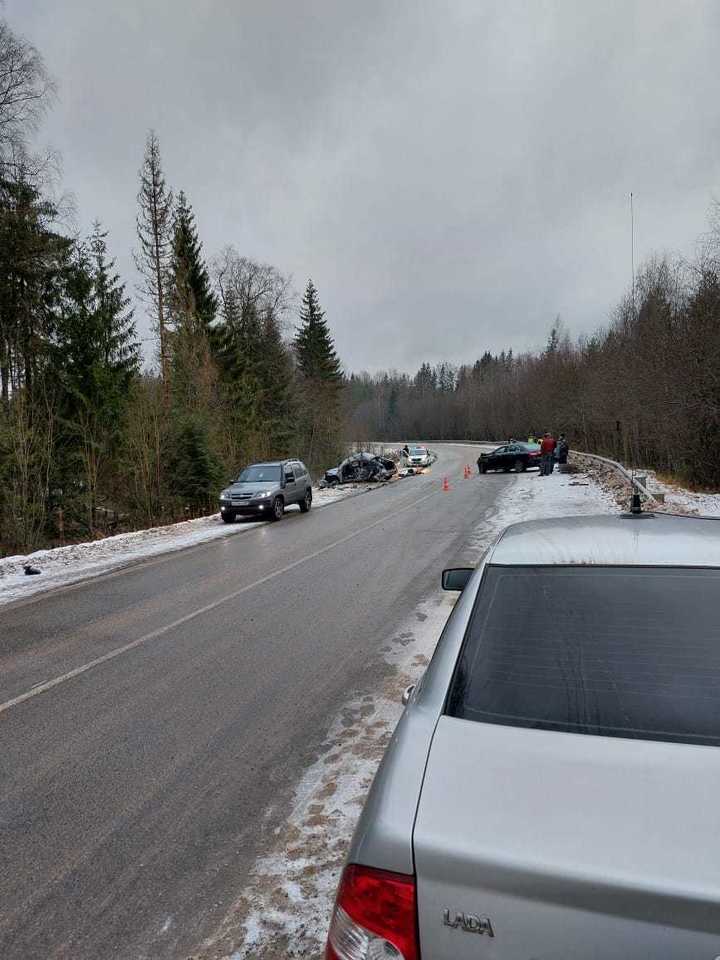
[0,484,360,607]
[641,470,720,517]
[0,513,264,606]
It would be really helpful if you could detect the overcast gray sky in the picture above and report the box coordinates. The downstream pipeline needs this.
[10,0,720,373]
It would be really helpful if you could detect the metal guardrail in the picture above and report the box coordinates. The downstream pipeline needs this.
[571,450,662,506]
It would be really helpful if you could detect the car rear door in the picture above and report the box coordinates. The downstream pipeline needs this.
[282,464,297,502]
[293,461,308,501]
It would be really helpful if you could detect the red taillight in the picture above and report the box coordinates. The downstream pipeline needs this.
[325,864,419,960]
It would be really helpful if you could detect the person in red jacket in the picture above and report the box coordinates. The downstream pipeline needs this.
[540,432,557,475]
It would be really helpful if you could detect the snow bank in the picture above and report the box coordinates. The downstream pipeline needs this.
[203,469,614,959]
[0,513,265,606]
[570,452,720,517]
[493,467,618,526]
[639,470,720,517]
[0,484,364,607]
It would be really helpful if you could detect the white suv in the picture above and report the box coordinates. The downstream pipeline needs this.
[405,446,431,468]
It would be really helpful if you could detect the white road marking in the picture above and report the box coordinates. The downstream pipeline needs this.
[0,487,441,717]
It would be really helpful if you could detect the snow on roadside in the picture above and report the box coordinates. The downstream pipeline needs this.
[570,452,720,517]
[199,469,615,960]
[0,513,265,606]
[491,467,618,527]
[637,469,720,517]
[0,484,371,607]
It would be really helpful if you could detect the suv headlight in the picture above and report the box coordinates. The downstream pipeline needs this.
[220,490,232,501]
[256,490,272,498]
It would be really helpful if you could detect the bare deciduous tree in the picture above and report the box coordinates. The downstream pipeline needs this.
[0,18,55,171]
[212,246,294,326]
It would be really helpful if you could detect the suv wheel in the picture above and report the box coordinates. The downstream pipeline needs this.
[299,489,312,513]
[270,496,284,521]
[221,512,235,524]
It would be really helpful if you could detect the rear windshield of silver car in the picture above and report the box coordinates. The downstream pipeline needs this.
[445,566,720,746]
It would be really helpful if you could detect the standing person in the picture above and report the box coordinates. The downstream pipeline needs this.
[540,432,557,475]
[556,434,569,466]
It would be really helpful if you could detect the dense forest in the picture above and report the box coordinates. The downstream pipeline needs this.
[347,244,720,490]
[0,16,343,554]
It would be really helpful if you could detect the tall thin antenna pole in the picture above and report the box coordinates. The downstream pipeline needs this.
[630,191,636,316]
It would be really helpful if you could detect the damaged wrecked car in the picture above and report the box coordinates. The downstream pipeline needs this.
[323,451,398,486]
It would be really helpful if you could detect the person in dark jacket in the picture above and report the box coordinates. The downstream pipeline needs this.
[540,432,557,475]
[556,434,569,465]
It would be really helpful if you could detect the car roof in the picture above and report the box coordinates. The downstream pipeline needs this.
[488,513,720,567]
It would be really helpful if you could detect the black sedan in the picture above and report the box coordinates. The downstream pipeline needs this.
[478,441,541,473]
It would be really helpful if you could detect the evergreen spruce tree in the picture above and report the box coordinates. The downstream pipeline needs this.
[168,416,223,512]
[88,222,141,393]
[212,292,265,465]
[55,224,139,418]
[293,279,343,472]
[52,224,140,529]
[294,279,342,383]
[169,190,217,331]
[255,307,296,458]
[167,190,218,413]
[0,172,71,401]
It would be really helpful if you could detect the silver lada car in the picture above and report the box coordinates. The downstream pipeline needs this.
[325,512,720,959]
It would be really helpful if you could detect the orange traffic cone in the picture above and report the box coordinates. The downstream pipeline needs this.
[442,476,450,492]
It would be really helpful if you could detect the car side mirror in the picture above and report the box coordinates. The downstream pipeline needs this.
[442,567,473,591]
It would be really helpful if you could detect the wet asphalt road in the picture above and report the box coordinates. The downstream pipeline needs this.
[0,444,507,960]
